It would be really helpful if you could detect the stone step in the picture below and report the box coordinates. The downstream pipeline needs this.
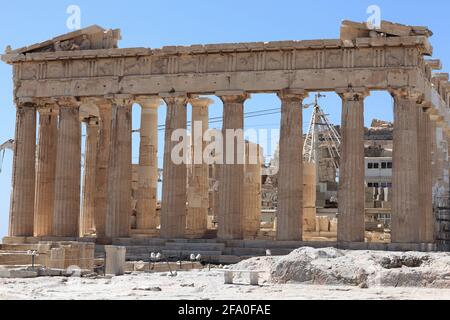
[126,250,223,261]
[269,248,296,256]
[126,253,243,265]
[223,247,268,256]
[165,242,225,251]
[112,238,167,246]
[0,244,40,252]
[161,250,224,258]
[123,246,168,254]
[213,255,244,265]
[0,268,38,279]
[0,253,46,266]
[165,239,219,244]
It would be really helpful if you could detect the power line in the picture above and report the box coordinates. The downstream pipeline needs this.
[132,107,283,133]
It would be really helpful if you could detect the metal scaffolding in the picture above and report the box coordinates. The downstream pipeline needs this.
[303,94,341,170]
[0,139,14,173]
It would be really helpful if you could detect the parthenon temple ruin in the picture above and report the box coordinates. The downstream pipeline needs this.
[1,20,450,263]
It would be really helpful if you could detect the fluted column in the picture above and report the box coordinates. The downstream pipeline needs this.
[390,88,422,243]
[337,88,369,243]
[217,92,249,240]
[105,96,133,240]
[276,90,307,241]
[243,142,263,239]
[186,97,213,238]
[160,94,188,239]
[9,100,37,237]
[418,108,434,243]
[34,103,58,237]
[53,97,81,237]
[94,100,112,240]
[135,97,161,232]
[80,117,99,237]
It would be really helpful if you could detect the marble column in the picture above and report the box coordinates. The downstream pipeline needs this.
[243,142,263,239]
[34,104,58,237]
[418,108,434,243]
[135,97,161,232]
[53,97,81,237]
[276,90,307,241]
[160,94,188,239]
[217,92,249,240]
[80,117,99,237]
[303,162,317,232]
[390,88,422,243]
[212,161,221,228]
[430,118,447,200]
[186,97,213,238]
[106,96,133,240]
[9,100,37,237]
[337,88,369,243]
[94,100,112,240]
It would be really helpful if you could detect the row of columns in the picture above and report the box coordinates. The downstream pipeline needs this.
[337,88,436,244]
[8,87,438,244]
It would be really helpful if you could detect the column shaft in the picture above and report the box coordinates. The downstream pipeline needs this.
[418,110,434,242]
[217,93,248,240]
[391,89,421,243]
[94,101,112,240]
[276,90,307,241]
[81,117,99,236]
[160,96,188,239]
[106,98,133,239]
[9,102,36,237]
[136,98,161,231]
[34,106,58,237]
[53,99,81,237]
[243,142,262,239]
[337,89,368,243]
[186,98,213,237]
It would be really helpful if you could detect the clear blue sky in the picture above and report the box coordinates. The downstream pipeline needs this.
[0,0,449,239]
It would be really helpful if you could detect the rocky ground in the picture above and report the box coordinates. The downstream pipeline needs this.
[0,247,449,300]
[233,247,450,288]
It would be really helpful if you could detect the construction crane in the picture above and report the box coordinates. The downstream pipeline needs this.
[303,94,341,171]
[0,139,14,173]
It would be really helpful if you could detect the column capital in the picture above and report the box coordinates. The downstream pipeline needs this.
[34,98,59,115]
[136,96,163,109]
[37,106,59,116]
[216,91,249,104]
[336,87,370,101]
[105,94,134,107]
[277,89,308,102]
[388,87,424,102]
[55,96,81,109]
[161,92,189,106]
[15,97,37,108]
[190,97,214,109]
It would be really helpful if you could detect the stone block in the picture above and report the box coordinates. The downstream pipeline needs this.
[0,268,38,279]
[105,245,126,276]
